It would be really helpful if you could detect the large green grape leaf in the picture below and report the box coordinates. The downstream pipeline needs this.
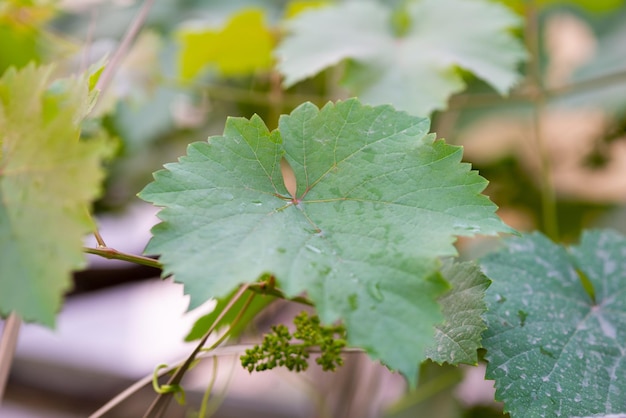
[139,98,511,384]
[0,65,112,326]
[276,0,526,115]
[424,261,490,366]
[481,230,626,417]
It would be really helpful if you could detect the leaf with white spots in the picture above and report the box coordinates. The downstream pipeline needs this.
[481,230,626,418]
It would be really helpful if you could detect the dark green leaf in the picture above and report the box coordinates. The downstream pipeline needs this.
[482,230,626,417]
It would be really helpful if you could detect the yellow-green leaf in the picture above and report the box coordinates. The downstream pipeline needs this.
[0,0,57,73]
[0,65,112,326]
[284,0,331,18]
[176,8,274,81]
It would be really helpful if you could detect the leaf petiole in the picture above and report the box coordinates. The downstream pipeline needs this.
[83,246,162,270]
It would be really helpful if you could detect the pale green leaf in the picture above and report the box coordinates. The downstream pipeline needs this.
[481,230,626,417]
[424,261,490,366]
[0,65,112,326]
[276,0,526,115]
[139,98,510,384]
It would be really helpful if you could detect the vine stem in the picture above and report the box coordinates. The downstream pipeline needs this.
[0,313,21,407]
[89,343,364,418]
[84,246,162,270]
[86,0,155,247]
[525,0,559,240]
[197,357,219,418]
[142,285,254,418]
[85,245,314,305]
[94,0,155,96]
[89,346,249,418]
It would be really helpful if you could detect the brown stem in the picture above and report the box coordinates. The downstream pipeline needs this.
[0,313,21,407]
[95,0,156,96]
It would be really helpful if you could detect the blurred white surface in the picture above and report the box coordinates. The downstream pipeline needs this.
[11,279,212,377]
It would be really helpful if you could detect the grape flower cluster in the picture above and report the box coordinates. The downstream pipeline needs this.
[241,311,347,373]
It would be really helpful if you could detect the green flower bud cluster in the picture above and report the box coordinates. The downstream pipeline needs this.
[240,311,347,373]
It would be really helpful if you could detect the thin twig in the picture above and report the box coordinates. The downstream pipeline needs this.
[80,8,98,73]
[83,0,155,248]
[89,343,363,418]
[95,0,156,96]
[525,1,559,240]
[89,346,248,418]
[198,357,219,418]
[0,313,22,407]
[84,246,313,306]
[143,285,252,418]
[92,230,107,248]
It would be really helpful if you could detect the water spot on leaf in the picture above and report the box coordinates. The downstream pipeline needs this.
[517,310,527,327]
[539,346,555,359]
[348,294,358,310]
[305,244,322,254]
[277,247,286,254]
[453,223,480,233]
[596,312,616,339]
[367,282,384,302]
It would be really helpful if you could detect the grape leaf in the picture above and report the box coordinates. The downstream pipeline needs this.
[139,98,511,384]
[176,8,274,80]
[0,65,112,326]
[0,0,56,74]
[424,260,490,366]
[185,286,276,342]
[276,0,526,115]
[481,230,626,417]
